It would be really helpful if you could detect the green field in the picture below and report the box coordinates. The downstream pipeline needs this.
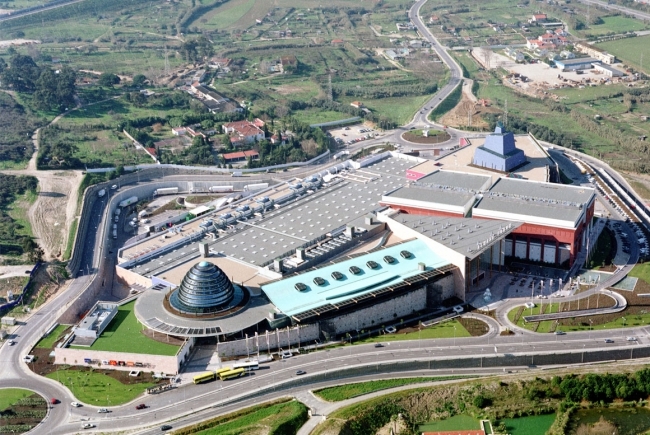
[587,15,647,36]
[70,301,180,355]
[180,399,308,435]
[314,376,474,402]
[420,414,481,432]
[36,324,70,349]
[291,109,353,125]
[0,388,36,411]
[355,319,471,344]
[503,413,556,435]
[46,369,155,406]
[598,35,650,74]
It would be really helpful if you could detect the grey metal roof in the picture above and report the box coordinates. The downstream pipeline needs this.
[384,186,475,208]
[128,157,412,273]
[556,57,599,66]
[474,178,595,223]
[393,213,522,260]
[487,178,594,203]
[416,170,491,191]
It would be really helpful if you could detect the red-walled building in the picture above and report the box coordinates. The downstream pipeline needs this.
[381,171,595,267]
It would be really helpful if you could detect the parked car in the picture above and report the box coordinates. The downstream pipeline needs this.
[135,404,147,410]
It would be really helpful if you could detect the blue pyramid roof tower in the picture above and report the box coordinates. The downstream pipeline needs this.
[473,122,526,172]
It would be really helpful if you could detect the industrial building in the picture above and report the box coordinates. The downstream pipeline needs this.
[554,57,600,71]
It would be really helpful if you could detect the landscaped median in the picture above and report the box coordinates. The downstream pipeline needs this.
[171,398,308,435]
[353,319,474,345]
[0,388,47,434]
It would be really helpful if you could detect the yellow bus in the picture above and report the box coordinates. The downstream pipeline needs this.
[218,368,246,381]
[193,371,216,384]
[215,367,232,377]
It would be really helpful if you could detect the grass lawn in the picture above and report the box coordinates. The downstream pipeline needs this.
[355,319,470,344]
[36,324,70,349]
[45,369,155,406]
[191,399,308,435]
[70,301,179,355]
[314,376,474,402]
[420,414,481,432]
[629,263,650,285]
[198,0,258,29]
[503,413,556,435]
[0,388,35,410]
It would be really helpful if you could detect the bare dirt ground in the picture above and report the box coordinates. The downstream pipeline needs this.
[0,101,83,261]
[0,38,41,47]
[440,80,500,129]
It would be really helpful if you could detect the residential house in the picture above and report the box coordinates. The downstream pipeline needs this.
[560,50,575,59]
[222,150,259,163]
[505,47,525,62]
[192,69,206,84]
[331,39,344,46]
[190,84,228,103]
[350,101,364,109]
[280,55,297,68]
[409,39,424,48]
[270,134,287,145]
[529,13,547,23]
[222,120,265,145]
[574,42,616,64]
[172,127,187,136]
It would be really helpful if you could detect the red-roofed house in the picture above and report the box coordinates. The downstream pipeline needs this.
[530,13,547,22]
[222,150,259,163]
[331,39,344,45]
[223,120,265,145]
[350,101,364,109]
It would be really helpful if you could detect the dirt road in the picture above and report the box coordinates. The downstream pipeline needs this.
[1,102,83,261]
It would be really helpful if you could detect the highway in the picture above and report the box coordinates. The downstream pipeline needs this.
[34,327,650,434]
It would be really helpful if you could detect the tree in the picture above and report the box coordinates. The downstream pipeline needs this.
[98,73,121,87]
[132,74,147,87]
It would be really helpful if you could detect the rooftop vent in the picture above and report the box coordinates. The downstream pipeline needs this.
[295,282,308,292]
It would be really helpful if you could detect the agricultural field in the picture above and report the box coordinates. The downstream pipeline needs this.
[598,35,650,75]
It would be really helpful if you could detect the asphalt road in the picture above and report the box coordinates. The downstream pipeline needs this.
[39,327,650,434]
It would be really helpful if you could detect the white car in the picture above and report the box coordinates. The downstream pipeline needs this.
[627,336,638,342]
[81,423,95,429]
[71,402,82,407]
[384,326,397,334]
[6,340,15,346]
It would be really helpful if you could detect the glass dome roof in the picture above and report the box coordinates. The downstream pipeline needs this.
[169,261,235,313]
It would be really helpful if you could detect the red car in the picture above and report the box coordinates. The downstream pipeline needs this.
[135,404,146,410]
[50,398,58,405]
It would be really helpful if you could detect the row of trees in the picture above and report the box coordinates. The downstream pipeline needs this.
[0,54,76,111]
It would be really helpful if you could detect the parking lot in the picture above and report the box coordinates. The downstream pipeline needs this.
[328,124,381,147]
